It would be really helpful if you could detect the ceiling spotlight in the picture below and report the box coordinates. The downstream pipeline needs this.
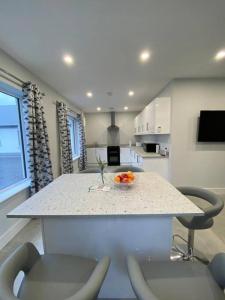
[215,50,225,61]
[97,107,101,111]
[86,91,93,98]
[128,90,134,97]
[139,50,151,62]
[63,54,74,65]
[124,106,128,110]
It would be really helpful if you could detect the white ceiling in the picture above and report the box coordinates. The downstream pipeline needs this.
[0,0,225,112]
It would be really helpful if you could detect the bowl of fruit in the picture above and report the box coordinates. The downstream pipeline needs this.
[114,171,136,188]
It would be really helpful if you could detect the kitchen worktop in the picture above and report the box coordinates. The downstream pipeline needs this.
[8,172,202,218]
[86,145,168,159]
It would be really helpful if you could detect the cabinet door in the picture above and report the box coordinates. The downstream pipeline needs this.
[137,155,144,166]
[134,116,138,134]
[96,148,107,162]
[154,97,171,134]
[142,158,169,180]
[136,114,141,134]
[120,148,131,164]
[141,107,146,133]
[138,111,144,133]
[145,102,155,133]
[131,150,138,166]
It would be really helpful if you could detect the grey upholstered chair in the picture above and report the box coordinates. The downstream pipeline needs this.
[113,165,144,173]
[0,243,110,300]
[174,186,224,260]
[127,254,225,300]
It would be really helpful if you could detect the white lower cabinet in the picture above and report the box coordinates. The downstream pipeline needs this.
[120,148,132,164]
[141,158,169,179]
[96,148,107,161]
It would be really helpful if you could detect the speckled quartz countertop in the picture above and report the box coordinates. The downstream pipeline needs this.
[8,173,202,218]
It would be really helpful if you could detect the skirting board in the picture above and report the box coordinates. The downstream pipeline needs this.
[0,218,30,250]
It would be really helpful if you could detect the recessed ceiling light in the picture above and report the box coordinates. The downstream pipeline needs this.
[139,50,151,62]
[86,91,93,98]
[97,107,101,111]
[63,54,74,65]
[124,106,128,110]
[128,90,134,97]
[215,50,225,61]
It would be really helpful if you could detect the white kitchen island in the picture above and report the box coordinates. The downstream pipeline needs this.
[8,172,202,299]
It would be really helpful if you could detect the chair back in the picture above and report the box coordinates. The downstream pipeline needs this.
[113,166,144,173]
[177,186,224,219]
[79,168,101,173]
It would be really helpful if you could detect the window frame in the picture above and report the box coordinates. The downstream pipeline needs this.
[0,81,30,202]
[68,114,80,160]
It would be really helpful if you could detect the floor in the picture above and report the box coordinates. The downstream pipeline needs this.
[0,193,225,298]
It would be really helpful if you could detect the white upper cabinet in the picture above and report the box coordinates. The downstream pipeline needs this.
[134,97,171,135]
[145,102,155,133]
[153,97,171,134]
[134,116,138,134]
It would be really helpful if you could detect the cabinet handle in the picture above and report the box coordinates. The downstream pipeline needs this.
[146,123,149,131]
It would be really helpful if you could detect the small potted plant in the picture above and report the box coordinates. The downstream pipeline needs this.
[96,155,107,185]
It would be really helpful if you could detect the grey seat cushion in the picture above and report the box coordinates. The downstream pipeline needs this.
[141,261,225,300]
[177,215,213,230]
[18,254,97,300]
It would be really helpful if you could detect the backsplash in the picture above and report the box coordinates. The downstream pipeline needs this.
[136,134,170,153]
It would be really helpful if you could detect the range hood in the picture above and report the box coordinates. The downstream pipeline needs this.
[107,112,120,146]
[107,112,119,130]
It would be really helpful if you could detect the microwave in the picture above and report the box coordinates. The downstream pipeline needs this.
[143,143,160,153]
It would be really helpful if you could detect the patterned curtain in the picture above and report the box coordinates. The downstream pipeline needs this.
[22,82,53,195]
[78,114,87,171]
[56,101,73,174]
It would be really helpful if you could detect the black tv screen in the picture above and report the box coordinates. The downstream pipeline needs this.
[198,110,225,142]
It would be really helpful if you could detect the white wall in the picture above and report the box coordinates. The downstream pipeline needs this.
[159,79,225,188]
[85,111,138,145]
[0,49,81,247]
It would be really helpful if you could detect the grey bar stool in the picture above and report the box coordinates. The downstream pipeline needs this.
[113,165,144,172]
[173,186,224,261]
[0,243,110,300]
[127,254,225,300]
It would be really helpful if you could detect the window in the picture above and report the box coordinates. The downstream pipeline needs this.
[0,90,27,191]
[68,115,80,159]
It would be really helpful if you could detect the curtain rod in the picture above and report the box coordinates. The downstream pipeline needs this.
[0,67,45,96]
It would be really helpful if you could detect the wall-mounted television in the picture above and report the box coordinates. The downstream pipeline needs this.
[198,110,225,142]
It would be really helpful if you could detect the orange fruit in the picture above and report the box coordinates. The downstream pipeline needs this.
[128,173,134,180]
[114,176,121,183]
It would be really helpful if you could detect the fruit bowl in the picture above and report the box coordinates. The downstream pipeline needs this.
[113,171,136,188]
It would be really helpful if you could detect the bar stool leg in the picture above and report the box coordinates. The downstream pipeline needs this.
[187,229,194,259]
